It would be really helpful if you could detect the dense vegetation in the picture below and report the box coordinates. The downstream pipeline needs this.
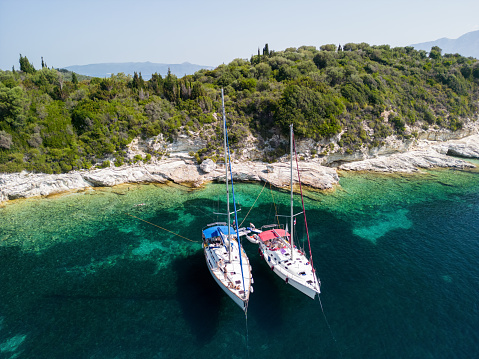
[1,44,479,173]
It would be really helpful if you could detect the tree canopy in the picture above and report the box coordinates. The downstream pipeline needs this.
[0,48,478,173]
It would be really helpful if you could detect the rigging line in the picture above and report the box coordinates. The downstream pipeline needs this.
[293,134,314,269]
[225,117,246,295]
[239,181,267,228]
[125,213,200,243]
[269,182,281,227]
[318,295,344,359]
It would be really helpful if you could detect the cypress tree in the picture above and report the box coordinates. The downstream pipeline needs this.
[19,54,36,74]
[263,43,269,56]
[72,72,78,86]
[132,72,140,89]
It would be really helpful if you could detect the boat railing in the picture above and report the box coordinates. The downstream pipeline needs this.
[260,224,283,231]
[203,222,227,230]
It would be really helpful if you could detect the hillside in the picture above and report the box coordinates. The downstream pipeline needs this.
[411,30,479,59]
[63,62,214,79]
[0,44,478,174]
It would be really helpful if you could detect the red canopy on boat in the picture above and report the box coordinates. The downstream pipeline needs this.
[258,229,289,242]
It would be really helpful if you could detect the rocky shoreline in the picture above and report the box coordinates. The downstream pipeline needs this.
[1,134,479,205]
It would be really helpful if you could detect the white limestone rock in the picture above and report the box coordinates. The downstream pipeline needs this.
[444,135,479,158]
[200,158,216,173]
[82,166,167,187]
[339,149,475,173]
[0,171,91,201]
[2,132,479,206]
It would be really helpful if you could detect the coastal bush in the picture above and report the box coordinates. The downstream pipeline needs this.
[0,45,478,173]
[99,160,110,168]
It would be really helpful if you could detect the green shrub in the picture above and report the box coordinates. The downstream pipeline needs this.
[114,158,124,167]
[99,160,110,168]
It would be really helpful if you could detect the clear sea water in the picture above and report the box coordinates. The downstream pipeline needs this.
[1,167,478,358]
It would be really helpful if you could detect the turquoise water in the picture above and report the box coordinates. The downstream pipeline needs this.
[1,169,479,358]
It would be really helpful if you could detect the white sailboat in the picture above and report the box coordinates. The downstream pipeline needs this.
[201,89,253,312]
[247,124,320,299]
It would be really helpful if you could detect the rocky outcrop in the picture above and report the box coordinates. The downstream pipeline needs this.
[294,118,479,166]
[83,166,168,187]
[117,117,479,167]
[0,172,91,202]
[339,149,475,172]
[203,161,339,190]
[199,158,216,173]
[338,133,479,173]
[2,131,479,205]
[431,135,479,158]
[0,160,339,204]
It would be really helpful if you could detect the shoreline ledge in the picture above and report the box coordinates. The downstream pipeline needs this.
[1,134,479,205]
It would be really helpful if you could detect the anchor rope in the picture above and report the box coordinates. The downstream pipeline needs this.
[238,181,267,228]
[187,204,217,221]
[125,213,199,243]
[318,295,343,358]
[245,311,250,359]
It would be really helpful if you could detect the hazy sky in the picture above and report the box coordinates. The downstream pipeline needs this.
[1,0,478,71]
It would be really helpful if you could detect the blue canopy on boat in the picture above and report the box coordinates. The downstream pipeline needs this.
[202,225,235,239]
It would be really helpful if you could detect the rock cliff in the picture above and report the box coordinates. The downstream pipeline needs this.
[1,130,479,205]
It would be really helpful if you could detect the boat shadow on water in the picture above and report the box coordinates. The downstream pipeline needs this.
[245,251,284,332]
[172,249,223,345]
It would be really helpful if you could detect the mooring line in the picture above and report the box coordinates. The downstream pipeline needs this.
[125,213,200,243]
[318,295,344,358]
[239,181,267,228]
[245,311,250,359]
[186,204,217,222]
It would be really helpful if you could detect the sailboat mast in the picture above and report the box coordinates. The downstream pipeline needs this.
[290,124,294,260]
[222,89,231,262]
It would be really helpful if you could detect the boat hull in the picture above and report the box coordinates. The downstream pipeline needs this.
[258,239,320,299]
[245,234,260,244]
[270,262,319,299]
[204,250,249,311]
[201,226,252,312]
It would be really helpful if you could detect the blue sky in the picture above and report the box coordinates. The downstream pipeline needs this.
[1,0,478,71]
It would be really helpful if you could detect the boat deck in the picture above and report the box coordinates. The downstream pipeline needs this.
[202,224,252,310]
[258,231,320,298]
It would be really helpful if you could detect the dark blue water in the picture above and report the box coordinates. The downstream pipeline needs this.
[1,169,478,358]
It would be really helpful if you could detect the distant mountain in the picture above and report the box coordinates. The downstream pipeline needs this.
[62,61,215,79]
[410,30,479,59]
